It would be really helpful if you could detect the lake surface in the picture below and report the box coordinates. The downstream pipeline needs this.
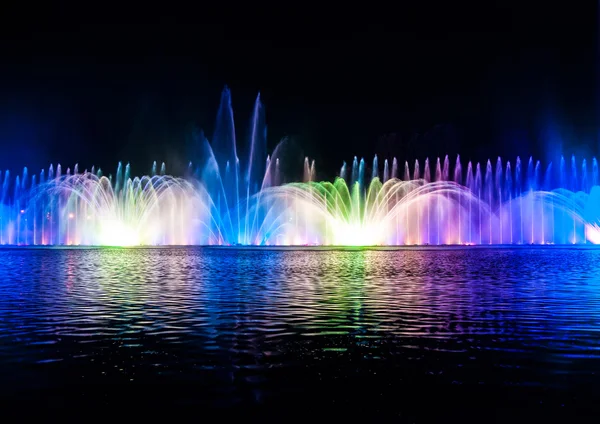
[1,246,600,421]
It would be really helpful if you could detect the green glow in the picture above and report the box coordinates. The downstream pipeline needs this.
[270,177,427,246]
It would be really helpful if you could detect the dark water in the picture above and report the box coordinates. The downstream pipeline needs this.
[1,247,600,421]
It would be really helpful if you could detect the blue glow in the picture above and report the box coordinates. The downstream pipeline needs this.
[0,87,598,246]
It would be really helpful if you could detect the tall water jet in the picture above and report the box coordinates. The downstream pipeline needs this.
[0,87,598,247]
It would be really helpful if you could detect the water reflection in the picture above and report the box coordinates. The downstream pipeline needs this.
[1,247,600,413]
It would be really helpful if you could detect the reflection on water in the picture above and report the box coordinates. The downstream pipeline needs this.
[1,247,600,417]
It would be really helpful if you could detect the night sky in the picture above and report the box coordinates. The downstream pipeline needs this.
[0,2,596,180]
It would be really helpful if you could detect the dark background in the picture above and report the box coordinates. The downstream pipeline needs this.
[0,2,597,180]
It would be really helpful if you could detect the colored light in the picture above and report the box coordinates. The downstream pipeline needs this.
[0,87,598,247]
[585,224,600,244]
[98,219,140,247]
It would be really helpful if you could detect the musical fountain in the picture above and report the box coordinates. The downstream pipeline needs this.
[261,155,600,246]
[0,87,598,246]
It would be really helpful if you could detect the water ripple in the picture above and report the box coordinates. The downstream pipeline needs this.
[2,246,600,415]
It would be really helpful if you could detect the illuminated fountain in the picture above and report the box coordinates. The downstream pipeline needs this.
[0,86,599,246]
[190,87,271,245]
[0,164,207,246]
[0,87,299,246]
[188,87,314,244]
[256,155,600,245]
